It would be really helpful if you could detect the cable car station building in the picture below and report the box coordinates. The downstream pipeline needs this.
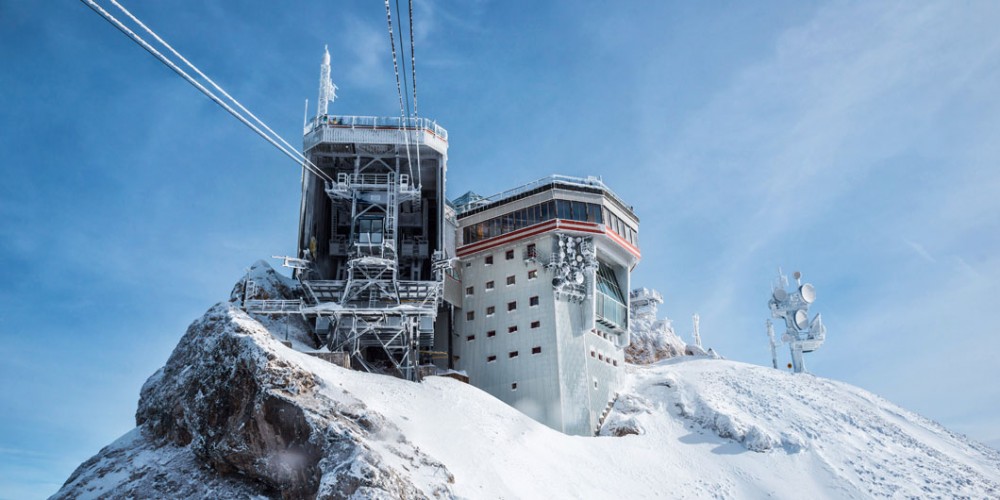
[248,51,641,436]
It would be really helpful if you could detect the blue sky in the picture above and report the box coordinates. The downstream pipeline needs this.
[2,1,1000,497]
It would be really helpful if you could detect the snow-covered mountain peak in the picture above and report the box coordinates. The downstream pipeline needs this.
[54,271,1000,499]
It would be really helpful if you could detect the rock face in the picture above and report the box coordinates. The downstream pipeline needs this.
[55,302,454,499]
[626,288,688,364]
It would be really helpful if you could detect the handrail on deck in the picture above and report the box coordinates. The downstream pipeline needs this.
[305,114,448,141]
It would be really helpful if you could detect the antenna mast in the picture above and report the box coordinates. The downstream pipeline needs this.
[692,313,702,348]
[317,45,337,117]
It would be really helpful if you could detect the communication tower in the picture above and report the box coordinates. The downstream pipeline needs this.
[768,269,826,373]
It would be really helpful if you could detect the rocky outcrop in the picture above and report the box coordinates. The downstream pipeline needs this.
[55,301,454,499]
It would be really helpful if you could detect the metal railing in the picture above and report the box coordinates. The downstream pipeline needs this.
[455,175,632,216]
[306,115,448,141]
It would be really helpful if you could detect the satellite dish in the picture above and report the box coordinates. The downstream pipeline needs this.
[793,271,801,280]
[794,309,808,330]
[800,283,816,303]
[574,271,584,284]
[773,288,788,302]
[552,277,564,287]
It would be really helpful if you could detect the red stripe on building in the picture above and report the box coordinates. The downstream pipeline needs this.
[456,219,640,259]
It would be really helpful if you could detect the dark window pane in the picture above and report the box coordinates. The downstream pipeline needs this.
[572,201,587,221]
[557,200,572,219]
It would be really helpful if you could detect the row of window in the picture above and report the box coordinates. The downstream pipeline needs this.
[481,245,538,266]
[466,320,542,342]
[590,348,620,367]
[485,345,544,363]
[462,199,638,247]
[465,269,539,297]
[465,296,540,321]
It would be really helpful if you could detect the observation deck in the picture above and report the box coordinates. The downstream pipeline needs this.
[303,115,449,155]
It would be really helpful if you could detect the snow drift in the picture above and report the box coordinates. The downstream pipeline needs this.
[54,268,1000,499]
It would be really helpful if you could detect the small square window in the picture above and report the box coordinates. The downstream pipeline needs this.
[506,275,516,286]
[487,330,496,338]
[486,306,496,316]
[509,350,519,358]
[613,359,618,367]
[485,281,495,291]
[529,296,539,307]
[508,325,518,334]
[531,320,540,329]
[485,255,494,266]
[466,334,475,341]
[590,350,596,358]
[505,249,515,260]
[487,355,497,363]
[593,379,598,390]
[598,353,604,361]
[532,346,542,355]
[528,269,538,280]
[465,286,474,296]
[511,382,518,390]
[466,311,475,321]
[526,244,536,259]
[507,301,517,312]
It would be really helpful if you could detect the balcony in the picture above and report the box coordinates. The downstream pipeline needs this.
[595,291,628,332]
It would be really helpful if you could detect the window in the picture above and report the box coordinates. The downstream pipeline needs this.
[598,353,604,361]
[532,346,542,355]
[509,351,519,358]
[356,216,384,244]
[556,199,572,219]
[466,311,475,321]
[485,255,493,266]
[486,281,495,291]
[572,201,587,221]
[466,334,475,342]
[529,296,539,307]
[507,301,517,312]
[506,275,516,286]
[486,306,496,316]
[528,269,538,280]
[508,325,518,334]
[593,378,598,390]
[487,330,496,338]
[590,350,596,358]
[613,359,618,367]
[511,382,518,391]
[531,320,540,329]
[487,355,497,363]
[526,244,537,259]
[505,249,515,260]
[465,286,474,296]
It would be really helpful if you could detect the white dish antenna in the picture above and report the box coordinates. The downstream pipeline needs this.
[767,268,827,373]
[800,283,816,303]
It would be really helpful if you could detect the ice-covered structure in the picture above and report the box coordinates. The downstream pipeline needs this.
[626,288,687,364]
[452,176,641,435]
[244,49,642,435]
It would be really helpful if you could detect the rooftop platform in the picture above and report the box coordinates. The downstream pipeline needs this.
[455,175,637,222]
[303,115,448,155]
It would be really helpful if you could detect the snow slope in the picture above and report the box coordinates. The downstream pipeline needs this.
[55,285,1000,498]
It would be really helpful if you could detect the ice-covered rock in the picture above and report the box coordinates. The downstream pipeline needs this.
[55,303,454,499]
[626,288,688,364]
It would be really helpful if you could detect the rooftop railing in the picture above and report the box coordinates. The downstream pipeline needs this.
[455,175,634,217]
[305,115,448,141]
